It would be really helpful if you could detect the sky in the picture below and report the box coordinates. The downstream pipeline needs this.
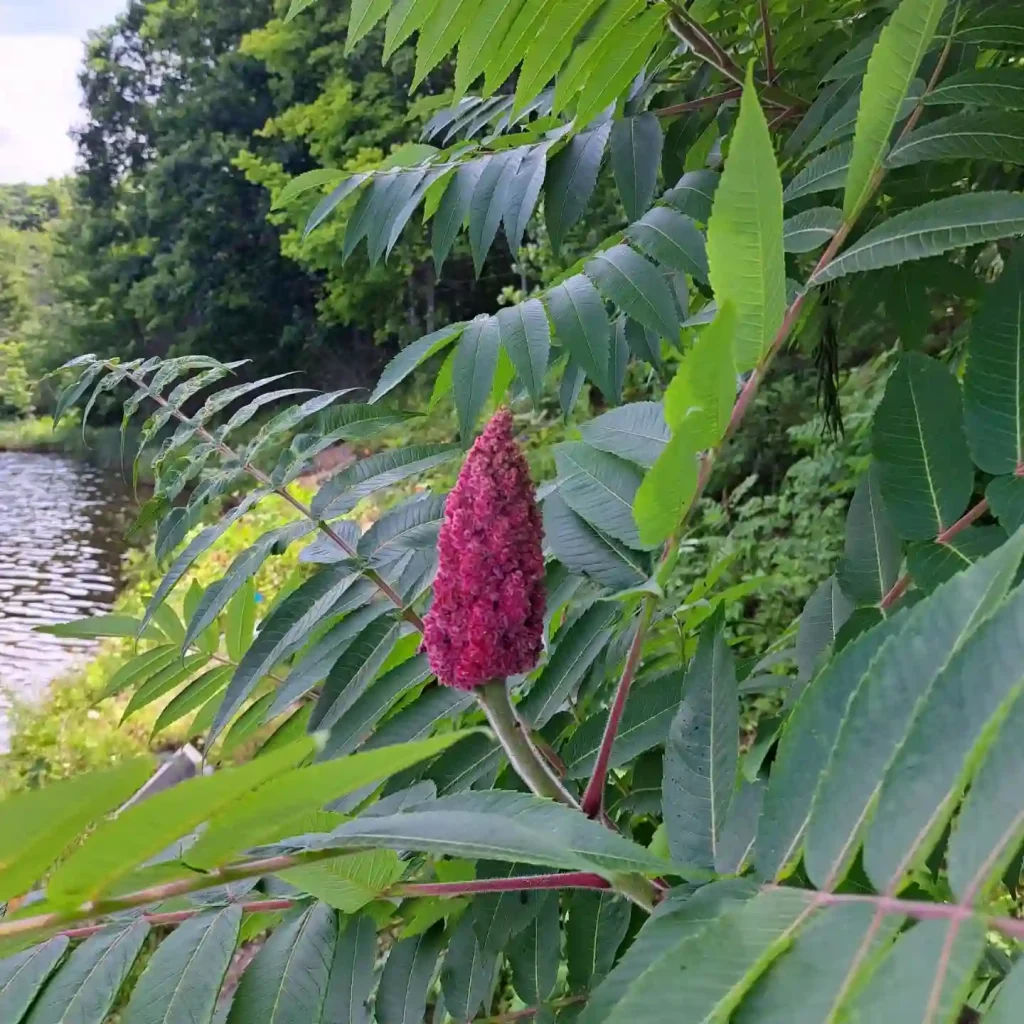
[0,0,128,183]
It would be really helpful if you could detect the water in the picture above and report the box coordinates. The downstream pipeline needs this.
[0,452,134,746]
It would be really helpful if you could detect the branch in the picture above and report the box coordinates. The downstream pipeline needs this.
[112,363,424,632]
[880,497,990,610]
[653,88,741,118]
[759,0,777,82]
[580,34,957,818]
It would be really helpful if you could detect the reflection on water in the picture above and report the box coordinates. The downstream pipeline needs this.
[0,453,134,747]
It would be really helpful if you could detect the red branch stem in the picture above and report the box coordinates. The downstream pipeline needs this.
[759,0,777,82]
[58,900,295,940]
[653,88,742,117]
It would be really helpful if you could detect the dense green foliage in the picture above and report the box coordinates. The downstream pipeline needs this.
[6,0,1024,1022]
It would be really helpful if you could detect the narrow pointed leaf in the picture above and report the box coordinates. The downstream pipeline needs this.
[25,923,149,1024]
[469,150,524,274]
[452,315,501,438]
[496,299,551,405]
[124,906,240,1024]
[838,467,902,604]
[706,65,785,371]
[888,112,1024,169]
[545,124,611,254]
[610,113,662,223]
[663,169,719,223]
[441,915,496,1022]
[0,937,69,1022]
[413,0,474,89]
[346,0,389,51]
[585,244,680,341]
[625,206,708,282]
[662,617,738,871]
[228,903,337,1024]
[371,324,465,404]
[502,145,548,254]
[507,891,559,1004]
[782,206,843,253]
[782,142,851,203]
[323,914,377,1024]
[453,0,523,98]
[433,159,488,273]
[580,402,669,469]
[545,275,612,394]
[842,0,944,217]
[872,353,973,540]
[376,926,445,1024]
[925,68,1024,109]
[566,890,631,993]
[811,192,1024,284]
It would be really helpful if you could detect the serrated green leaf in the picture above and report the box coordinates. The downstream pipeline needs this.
[521,603,617,726]
[311,444,461,519]
[284,850,405,912]
[189,732,477,870]
[25,922,149,1024]
[625,206,708,282]
[323,914,377,1024]
[546,275,612,394]
[309,619,402,733]
[556,441,650,550]
[863,578,1024,891]
[663,301,736,446]
[413,0,474,88]
[153,665,233,737]
[795,575,854,683]
[433,159,488,272]
[347,0,389,51]
[566,890,631,993]
[468,150,524,274]
[925,67,1024,109]
[99,645,179,702]
[47,738,316,904]
[0,758,154,902]
[371,324,465,404]
[663,169,719,223]
[842,0,944,216]
[35,613,159,641]
[872,353,974,540]
[123,906,240,1024]
[585,244,680,341]
[888,111,1024,169]
[621,317,660,366]
[782,206,843,253]
[514,0,604,114]
[452,315,501,438]
[905,526,1007,593]
[441,914,497,1021]
[706,65,785,372]
[987,474,1024,535]
[122,652,212,722]
[502,145,548,254]
[844,918,985,1023]
[507,890,559,1004]
[838,467,902,604]
[580,888,814,1024]
[632,428,700,547]
[802,531,1024,890]
[496,298,551,405]
[956,7,1024,47]
[545,124,611,253]
[965,250,1024,475]
[580,402,669,469]
[543,492,648,591]
[484,0,548,94]
[662,616,737,872]
[376,927,444,1024]
[782,142,851,204]
[734,903,902,1024]
[812,192,1024,284]
[0,937,69,1023]
[228,903,337,1024]
[572,6,663,129]
[610,113,662,223]
[754,613,907,881]
[453,0,523,98]
[318,790,676,876]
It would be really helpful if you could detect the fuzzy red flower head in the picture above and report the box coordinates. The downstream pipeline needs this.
[423,408,545,690]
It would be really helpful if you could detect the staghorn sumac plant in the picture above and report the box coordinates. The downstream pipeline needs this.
[7,0,1024,1022]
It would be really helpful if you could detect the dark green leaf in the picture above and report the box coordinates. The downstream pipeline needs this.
[434,160,488,272]
[662,617,738,871]
[370,325,465,404]
[610,113,662,222]
[0,938,69,1022]
[625,207,708,282]
[905,525,1007,593]
[545,275,612,395]
[452,315,501,439]
[584,244,680,341]
[621,317,660,366]
[507,891,559,1005]
[925,67,1024,109]
[838,467,902,604]
[542,492,648,591]
[715,779,764,875]
[496,299,551,405]
[795,575,853,683]
[987,475,1024,534]
[376,926,445,1024]
[782,142,851,204]
[441,915,496,1022]
[888,111,1024,168]
[228,903,337,1024]
[580,402,669,469]
[566,891,631,992]
[545,124,611,253]
[469,151,523,274]
[323,914,377,1024]
[25,923,149,1024]
[782,206,843,253]
[662,169,719,223]
[503,145,548,254]
[124,906,240,1024]
[811,192,1024,285]
[872,353,974,540]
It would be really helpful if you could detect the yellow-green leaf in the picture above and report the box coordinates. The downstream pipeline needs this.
[633,426,701,546]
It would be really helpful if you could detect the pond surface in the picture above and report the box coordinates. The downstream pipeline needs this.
[0,452,134,748]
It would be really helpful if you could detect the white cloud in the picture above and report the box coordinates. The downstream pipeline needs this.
[0,0,127,38]
[0,34,86,184]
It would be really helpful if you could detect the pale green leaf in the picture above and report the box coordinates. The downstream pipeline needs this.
[706,65,785,371]
[632,429,700,547]
[347,0,390,51]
